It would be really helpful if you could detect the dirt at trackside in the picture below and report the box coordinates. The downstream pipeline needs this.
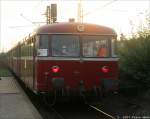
[97,89,150,119]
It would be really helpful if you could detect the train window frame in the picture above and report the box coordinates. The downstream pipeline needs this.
[51,34,80,57]
[81,35,112,58]
[36,34,50,57]
[111,37,118,57]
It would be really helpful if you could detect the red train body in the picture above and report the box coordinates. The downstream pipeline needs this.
[6,22,119,99]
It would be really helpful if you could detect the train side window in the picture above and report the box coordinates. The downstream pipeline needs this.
[37,35,49,56]
[38,35,49,49]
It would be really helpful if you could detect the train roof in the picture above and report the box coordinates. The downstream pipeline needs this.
[35,22,117,36]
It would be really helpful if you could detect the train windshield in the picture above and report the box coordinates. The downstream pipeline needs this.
[51,35,80,57]
[51,35,113,57]
[82,36,111,57]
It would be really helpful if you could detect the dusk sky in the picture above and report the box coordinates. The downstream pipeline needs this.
[0,0,149,51]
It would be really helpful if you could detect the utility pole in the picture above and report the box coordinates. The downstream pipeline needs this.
[0,1,1,52]
[149,0,150,29]
[46,6,51,24]
[77,0,83,23]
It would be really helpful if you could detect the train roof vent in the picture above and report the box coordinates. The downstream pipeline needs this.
[69,18,75,23]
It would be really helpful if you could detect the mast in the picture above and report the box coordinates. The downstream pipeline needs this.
[77,0,83,23]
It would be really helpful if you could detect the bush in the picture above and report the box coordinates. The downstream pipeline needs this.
[119,33,150,88]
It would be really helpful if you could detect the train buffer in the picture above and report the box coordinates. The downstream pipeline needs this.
[0,77,42,119]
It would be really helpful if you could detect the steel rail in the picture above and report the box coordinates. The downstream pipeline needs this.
[88,105,117,119]
[50,107,65,119]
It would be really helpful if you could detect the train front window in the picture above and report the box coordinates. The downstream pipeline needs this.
[51,35,80,57]
[82,36,110,57]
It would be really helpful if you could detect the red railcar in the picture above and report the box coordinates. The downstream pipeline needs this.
[7,22,118,99]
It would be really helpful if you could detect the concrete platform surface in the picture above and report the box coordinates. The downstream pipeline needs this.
[0,77,43,119]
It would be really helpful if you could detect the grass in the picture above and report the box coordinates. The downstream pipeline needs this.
[0,67,12,77]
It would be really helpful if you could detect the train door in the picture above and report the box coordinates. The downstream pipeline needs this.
[17,44,21,77]
[32,36,36,90]
[51,35,82,91]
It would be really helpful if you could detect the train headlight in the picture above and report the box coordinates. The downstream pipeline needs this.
[101,66,110,73]
[51,65,60,73]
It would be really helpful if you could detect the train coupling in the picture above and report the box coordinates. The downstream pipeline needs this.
[51,77,64,88]
[101,79,119,92]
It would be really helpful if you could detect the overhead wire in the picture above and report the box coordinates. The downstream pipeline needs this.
[20,14,37,25]
[9,25,37,29]
[83,0,118,17]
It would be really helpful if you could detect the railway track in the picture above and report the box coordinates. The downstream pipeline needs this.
[23,90,117,119]
[23,82,144,119]
[87,104,117,119]
[43,99,66,119]
[41,98,117,119]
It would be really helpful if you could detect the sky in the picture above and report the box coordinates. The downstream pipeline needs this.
[0,0,149,52]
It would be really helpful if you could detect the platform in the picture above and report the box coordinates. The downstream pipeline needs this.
[0,77,43,119]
